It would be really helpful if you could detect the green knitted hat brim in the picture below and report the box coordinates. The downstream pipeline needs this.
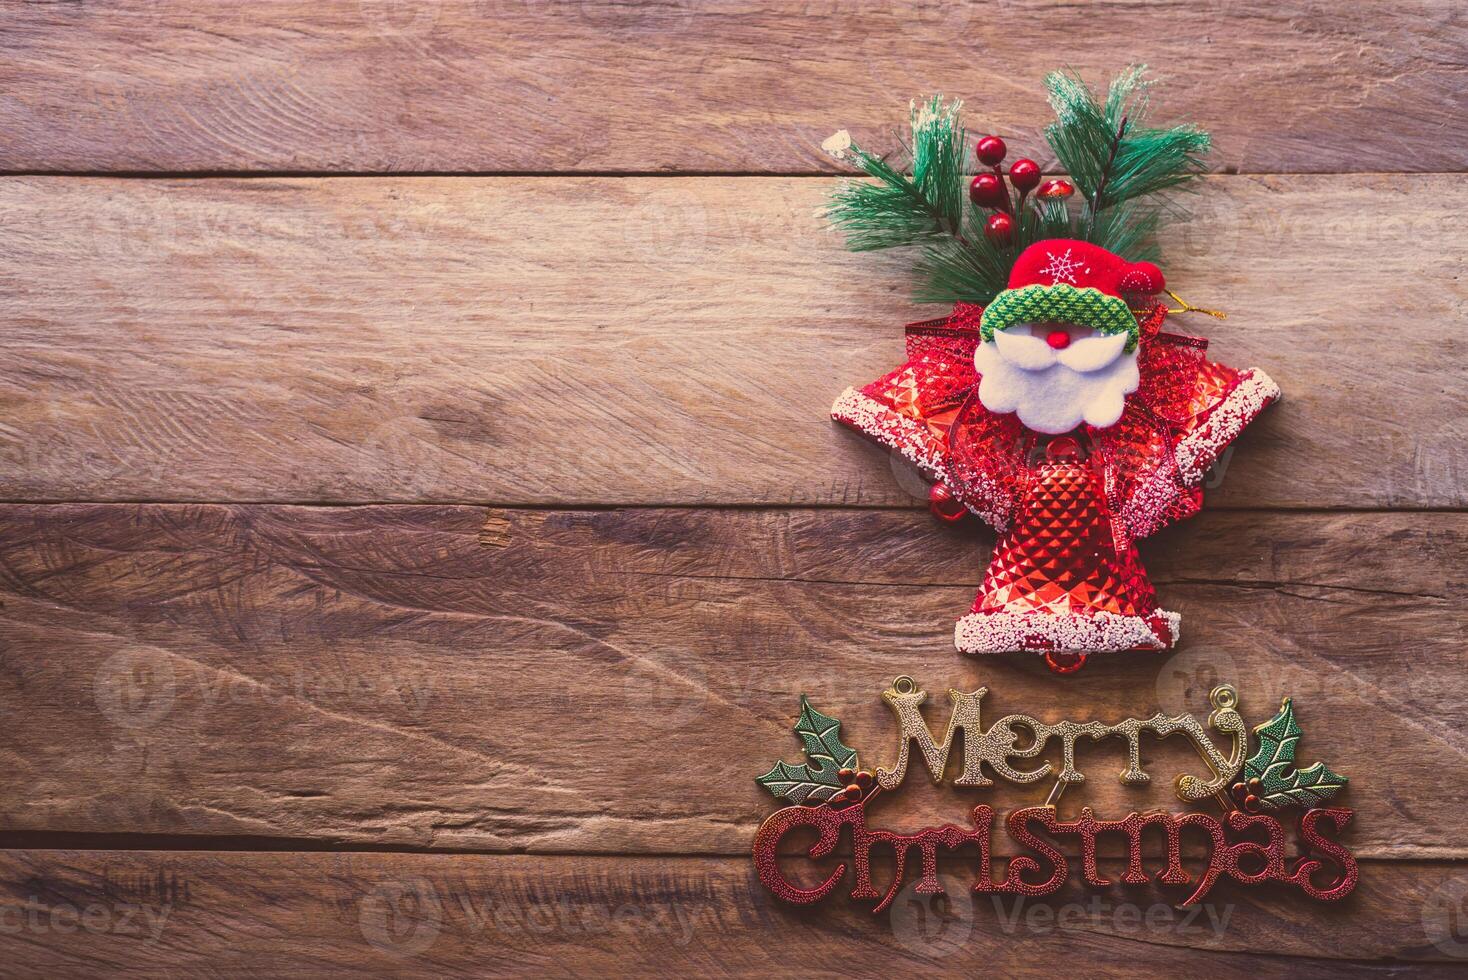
[980,283,1139,351]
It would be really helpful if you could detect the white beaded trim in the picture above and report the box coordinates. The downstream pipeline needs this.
[831,387,1011,529]
[1123,367,1281,538]
[955,608,1181,654]
[830,387,945,480]
[1174,368,1281,485]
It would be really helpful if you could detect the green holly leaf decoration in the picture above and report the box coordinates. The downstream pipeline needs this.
[756,696,859,806]
[1242,697,1348,812]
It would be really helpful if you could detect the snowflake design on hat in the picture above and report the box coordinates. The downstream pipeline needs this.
[1038,248,1082,284]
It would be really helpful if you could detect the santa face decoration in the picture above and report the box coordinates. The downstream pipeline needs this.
[974,323,1139,433]
[973,241,1160,434]
[831,238,1280,672]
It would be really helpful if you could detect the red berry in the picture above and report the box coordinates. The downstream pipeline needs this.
[1247,778,1262,793]
[983,212,1013,245]
[968,172,1007,209]
[837,768,854,782]
[843,784,862,800]
[1244,794,1261,813]
[1036,178,1075,201]
[1009,158,1041,192]
[928,482,967,523]
[975,135,1007,166]
[854,771,873,789]
[1046,329,1071,350]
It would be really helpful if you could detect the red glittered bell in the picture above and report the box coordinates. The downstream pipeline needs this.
[929,482,968,523]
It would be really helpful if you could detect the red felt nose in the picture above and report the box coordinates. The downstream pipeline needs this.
[1046,330,1071,349]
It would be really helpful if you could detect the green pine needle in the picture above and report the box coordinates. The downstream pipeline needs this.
[825,69,1210,303]
[1045,65,1211,214]
[827,97,967,251]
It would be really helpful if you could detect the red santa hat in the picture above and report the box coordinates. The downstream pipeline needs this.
[979,239,1165,351]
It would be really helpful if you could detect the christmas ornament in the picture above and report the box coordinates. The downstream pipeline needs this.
[825,68,1280,671]
[753,678,1354,913]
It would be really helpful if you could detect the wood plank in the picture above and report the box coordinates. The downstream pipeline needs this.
[0,850,1462,974]
[1,174,1463,507]
[0,1,1464,174]
[0,504,1461,856]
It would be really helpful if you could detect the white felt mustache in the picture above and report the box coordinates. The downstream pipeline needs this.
[992,329,1129,373]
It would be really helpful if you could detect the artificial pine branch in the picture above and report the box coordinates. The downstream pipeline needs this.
[1090,116,1129,214]
[826,97,967,251]
[825,68,1208,303]
[912,211,1010,305]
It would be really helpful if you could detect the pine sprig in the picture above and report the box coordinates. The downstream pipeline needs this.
[824,68,1209,304]
[826,97,967,250]
[1044,66,1211,216]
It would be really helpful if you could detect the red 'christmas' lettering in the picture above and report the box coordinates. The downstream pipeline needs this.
[750,802,1359,911]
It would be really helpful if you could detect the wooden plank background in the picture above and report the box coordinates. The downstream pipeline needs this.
[1,2,1465,975]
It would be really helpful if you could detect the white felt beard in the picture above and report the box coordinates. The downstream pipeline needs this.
[973,325,1140,434]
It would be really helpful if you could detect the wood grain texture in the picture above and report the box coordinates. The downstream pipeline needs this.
[0,1,1464,174]
[0,850,1464,975]
[1,503,1461,856]
[2,174,1464,507]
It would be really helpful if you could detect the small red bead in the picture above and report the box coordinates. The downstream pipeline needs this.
[1046,437,1081,460]
[968,172,1007,209]
[1046,329,1071,349]
[983,212,1013,244]
[837,768,854,782]
[928,482,968,523]
[1009,158,1041,192]
[854,771,873,789]
[975,135,1007,166]
[1044,649,1088,674]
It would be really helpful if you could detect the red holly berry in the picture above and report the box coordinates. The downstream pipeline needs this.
[928,482,967,523]
[854,771,873,789]
[975,135,1007,166]
[969,172,1007,209]
[984,212,1014,245]
[842,784,863,800]
[837,767,854,782]
[1009,158,1041,192]
[1036,178,1075,201]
